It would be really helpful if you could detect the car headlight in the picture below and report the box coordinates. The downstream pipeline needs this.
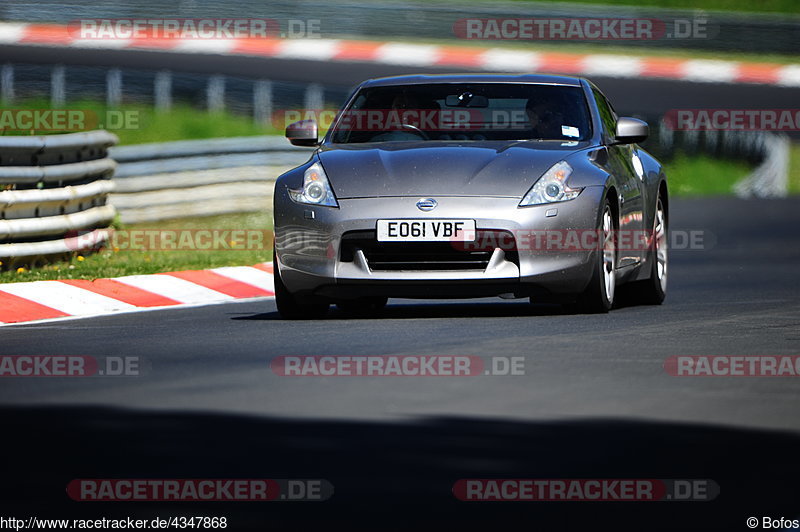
[289,162,338,207]
[518,161,582,207]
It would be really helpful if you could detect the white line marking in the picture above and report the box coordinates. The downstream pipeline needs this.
[777,65,800,87]
[0,281,135,315]
[0,23,28,44]
[682,60,739,83]
[70,38,133,49]
[114,274,233,305]
[375,43,439,66]
[172,39,236,54]
[479,49,541,72]
[0,296,274,328]
[582,55,643,77]
[210,266,275,293]
[277,39,341,60]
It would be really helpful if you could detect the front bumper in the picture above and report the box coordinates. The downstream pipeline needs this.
[274,185,605,300]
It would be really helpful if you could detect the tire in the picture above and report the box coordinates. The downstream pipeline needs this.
[626,194,667,305]
[336,297,388,316]
[574,196,617,314]
[273,255,329,320]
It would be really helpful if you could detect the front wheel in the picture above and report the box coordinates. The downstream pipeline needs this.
[573,197,616,313]
[626,195,667,305]
[273,255,329,320]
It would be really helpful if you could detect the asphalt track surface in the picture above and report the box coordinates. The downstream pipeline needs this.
[1,197,799,530]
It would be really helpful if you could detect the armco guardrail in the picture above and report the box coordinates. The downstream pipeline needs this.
[649,120,790,198]
[0,131,118,268]
[733,133,791,198]
[109,136,313,224]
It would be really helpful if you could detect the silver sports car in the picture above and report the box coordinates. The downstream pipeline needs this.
[273,74,668,318]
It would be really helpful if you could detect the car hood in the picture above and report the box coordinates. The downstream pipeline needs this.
[317,140,592,199]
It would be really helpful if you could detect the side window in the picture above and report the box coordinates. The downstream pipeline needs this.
[591,87,618,141]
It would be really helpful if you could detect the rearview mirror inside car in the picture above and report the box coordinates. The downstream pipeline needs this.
[445,93,489,108]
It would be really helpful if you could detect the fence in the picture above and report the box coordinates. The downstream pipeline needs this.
[0,130,118,267]
[0,63,347,129]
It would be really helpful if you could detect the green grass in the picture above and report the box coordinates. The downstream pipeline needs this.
[0,212,274,283]
[790,143,800,194]
[663,152,753,196]
[0,99,283,144]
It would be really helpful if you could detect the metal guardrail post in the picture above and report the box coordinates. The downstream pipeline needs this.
[106,68,122,108]
[254,80,273,127]
[154,70,172,112]
[207,75,226,113]
[50,65,66,107]
[304,83,324,113]
[1,64,13,104]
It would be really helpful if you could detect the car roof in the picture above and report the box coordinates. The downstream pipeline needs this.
[360,73,584,88]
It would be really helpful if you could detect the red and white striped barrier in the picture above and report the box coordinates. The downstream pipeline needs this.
[0,263,274,325]
[0,22,798,86]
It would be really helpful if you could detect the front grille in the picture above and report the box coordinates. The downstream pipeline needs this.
[340,230,519,272]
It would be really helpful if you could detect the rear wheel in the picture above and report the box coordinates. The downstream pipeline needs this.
[627,195,667,305]
[273,255,329,320]
[336,297,388,316]
[574,197,616,313]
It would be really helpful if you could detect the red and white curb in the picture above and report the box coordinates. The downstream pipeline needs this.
[0,22,798,86]
[0,263,274,326]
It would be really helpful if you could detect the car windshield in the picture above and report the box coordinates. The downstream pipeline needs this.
[328,83,592,144]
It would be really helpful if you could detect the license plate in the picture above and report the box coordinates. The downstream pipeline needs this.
[376,219,476,242]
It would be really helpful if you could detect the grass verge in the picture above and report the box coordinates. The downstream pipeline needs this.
[789,143,800,194]
[663,152,753,196]
[0,212,273,284]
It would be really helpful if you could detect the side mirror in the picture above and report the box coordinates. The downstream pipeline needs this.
[286,119,319,147]
[614,117,649,144]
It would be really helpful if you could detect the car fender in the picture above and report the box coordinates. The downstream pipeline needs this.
[636,147,668,235]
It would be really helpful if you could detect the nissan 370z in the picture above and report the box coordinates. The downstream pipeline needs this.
[273,74,668,319]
